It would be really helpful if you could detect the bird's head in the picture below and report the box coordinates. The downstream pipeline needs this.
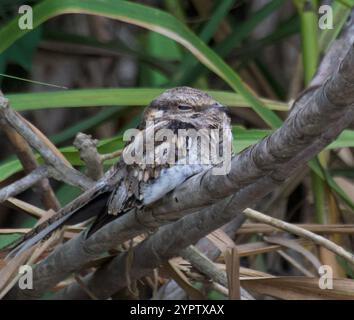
[141,87,230,130]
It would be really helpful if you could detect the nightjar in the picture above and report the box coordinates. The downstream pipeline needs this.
[3,87,232,258]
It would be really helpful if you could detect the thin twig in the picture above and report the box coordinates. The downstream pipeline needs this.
[0,166,50,202]
[236,223,354,235]
[181,246,228,287]
[243,208,354,265]
[5,197,46,219]
[0,228,31,234]
[100,149,122,162]
[181,246,254,300]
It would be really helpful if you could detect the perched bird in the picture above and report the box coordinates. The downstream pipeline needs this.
[2,87,232,258]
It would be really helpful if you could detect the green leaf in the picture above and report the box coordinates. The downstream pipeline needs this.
[0,27,42,73]
[5,88,288,111]
[197,0,236,43]
[298,0,319,85]
[308,159,354,212]
[174,0,236,84]
[0,157,24,182]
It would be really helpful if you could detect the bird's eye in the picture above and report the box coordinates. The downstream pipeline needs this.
[178,105,192,111]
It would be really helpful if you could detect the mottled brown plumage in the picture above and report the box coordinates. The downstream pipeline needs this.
[3,87,232,258]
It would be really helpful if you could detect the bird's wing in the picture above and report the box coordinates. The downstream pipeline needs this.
[89,119,212,234]
[86,121,171,235]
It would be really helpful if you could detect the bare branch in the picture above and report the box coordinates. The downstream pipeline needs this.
[0,96,93,190]
[73,133,104,180]
[181,246,254,300]
[0,166,50,202]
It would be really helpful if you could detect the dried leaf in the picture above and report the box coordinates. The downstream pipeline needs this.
[207,229,235,252]
[237,239,312,257]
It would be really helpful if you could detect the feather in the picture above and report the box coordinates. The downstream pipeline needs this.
[142,164,210,205]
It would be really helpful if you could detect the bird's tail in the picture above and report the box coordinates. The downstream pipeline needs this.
[1,182,111,260]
